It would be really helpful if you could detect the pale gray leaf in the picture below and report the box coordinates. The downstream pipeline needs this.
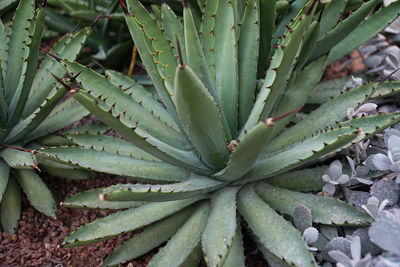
[368,209,400,255]
[371,180,400,206]
[328,250,352,267]
[323,183,336,196]
[350,235,361,261]
[371,154,392,171]
[303,227,319,244]
[293,204,312,233]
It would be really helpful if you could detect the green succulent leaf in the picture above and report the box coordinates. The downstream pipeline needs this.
[174,64,229,170]
[0,20,7,124]
[126,0,178,86]
[124,9,177,121]
[202,186,239,267]
[62,197,202,247]
[259,247,293,267]
[257,0,276,78]
[102,206,195,267]
[199,0,218,81]
[7,4,46,129]
[23,27,90,117]
[184,2,216,101]
[244,127,360,183]
[63,188,144,210]
[213,0,239,135]
[328,0,400,64]
[256,183,372,225]
[72,91,211,175]
[318,0,347,39]
[147,201,210,267]
[0,19,8,79]
[266,82,376,154]
[101,174,224,202]
[0,159,10,203]
[215,121,276,181]
[238,185,316,267]
[307,75,361,104]
[5,85,67,144]
[0,147,36,169]
[238,0,260,126]
[221,221,245,267]
[267,166,326,192]
[274,0,307,39]
[296,19,321,71]
[40,163,95,180]
[309,80,400,104]
[242,1,316,136]
[4,0,35,106]
[1,177,21,234]
[15,169,56,217]
[65,133,159,162]
[36,146,190,183]
[61,122,109,135]
[339,113,400,140]
[371,81,400,99]
[25,97,90,143]
[310,0,379,61]
[269,55,327,138]
[182,243,203,267]
[161,2,187,63]
[62,60,189,150]
[105,69,179,132]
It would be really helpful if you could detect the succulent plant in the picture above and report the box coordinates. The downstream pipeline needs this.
[368,208,400,255]
[322,160,350,195]
[44,0,133,68]
[34,0,400,265]
[368,128,400,183]
[329,236,373,267]
[362,197,389,219]
[0,0,91,234]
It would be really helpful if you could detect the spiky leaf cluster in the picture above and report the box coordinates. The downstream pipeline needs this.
[43,0,132,67]
[40,0,400,266]
[0,0,91,234]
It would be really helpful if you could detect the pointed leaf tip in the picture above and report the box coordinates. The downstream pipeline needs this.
[3,145,36,155]
[175,34,185,68]
[306,0,318,16]
[40,47,61,62]
[318,4,326,22]
[271,108,302,123]
[91,15,104,29]
[50,73,70,89]
[119,0,128,14]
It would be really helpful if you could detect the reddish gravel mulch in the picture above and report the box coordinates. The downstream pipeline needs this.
[0,174,155,267]
[322,50,366,81]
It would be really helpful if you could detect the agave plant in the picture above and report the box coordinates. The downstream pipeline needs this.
[0,0,94,234]
[44,0,133,68]
[35,0,400,265]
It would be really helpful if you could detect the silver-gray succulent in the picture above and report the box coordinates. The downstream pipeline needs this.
[362,197,389,219]
[368,209,400,255]
[347,103,378,120]
[322,160,350,195]
[368,129,400,183]
[329,236,372,267]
